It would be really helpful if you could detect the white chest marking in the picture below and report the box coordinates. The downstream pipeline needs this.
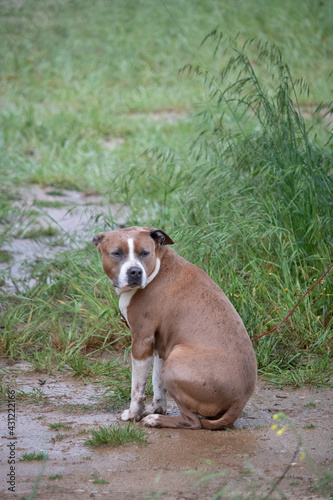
[118,288,137,326]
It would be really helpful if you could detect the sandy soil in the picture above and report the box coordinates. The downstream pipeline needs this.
[1,360,332,500]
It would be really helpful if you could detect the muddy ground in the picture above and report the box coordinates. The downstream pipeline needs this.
[1,359,332,500]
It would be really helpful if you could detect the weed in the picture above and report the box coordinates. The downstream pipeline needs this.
[50,434,66,443]
[48,474,63,480]
[0,250,12,263]
[49,423,72,431]
[20,452,49,462]
[62,403,94,414]
[85,422,147,447]
[16,388,45,406]
[33,201,67,209]
[46,191,65,197]
[15,225,59,239]
[303,402,316,408]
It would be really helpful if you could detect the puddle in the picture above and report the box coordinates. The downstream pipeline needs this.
[1,362,332,500]
[0,186,129,290]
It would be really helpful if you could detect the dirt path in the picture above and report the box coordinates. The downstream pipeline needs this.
[1,361,332,500]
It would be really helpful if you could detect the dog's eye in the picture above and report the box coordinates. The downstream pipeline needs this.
[140,250,150,257]
[111,250,122,258]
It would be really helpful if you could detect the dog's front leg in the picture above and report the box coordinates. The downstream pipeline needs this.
[152,353,167,414]
[121,354,152,422]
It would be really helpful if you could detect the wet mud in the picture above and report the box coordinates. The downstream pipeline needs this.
[1,360,332,500]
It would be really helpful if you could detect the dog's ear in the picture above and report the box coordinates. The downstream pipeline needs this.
[148,228,174,246]
[92,233,105,250]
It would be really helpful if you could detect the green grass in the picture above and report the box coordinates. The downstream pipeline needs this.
[50,434,66,443]
[48,474,63,480]
[14,225,59,239]
[49,422,72,430]
[33,201,67,208]
[85,422,147,447]
[303,402,317,408]
[0,0,332,388]
[16,388,45,405]
[20,452,49,462]
[0,250,12,263]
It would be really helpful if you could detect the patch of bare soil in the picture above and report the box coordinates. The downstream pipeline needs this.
[1,360,332,500]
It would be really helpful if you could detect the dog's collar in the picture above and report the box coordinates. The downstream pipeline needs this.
[146,258,161,286]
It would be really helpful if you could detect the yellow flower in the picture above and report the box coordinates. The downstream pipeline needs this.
[271,424,278,430]
[277,426,288,436]
[285,288,288,292]
[230,293,233,296]
[300,451,306,461]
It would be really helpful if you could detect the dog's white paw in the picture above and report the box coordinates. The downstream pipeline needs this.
[142,414,160,427]
[121,409,139,421]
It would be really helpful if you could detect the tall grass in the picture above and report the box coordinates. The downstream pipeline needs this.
[144,38,333,383]
[0,1,332,386]
[122,38,333,384]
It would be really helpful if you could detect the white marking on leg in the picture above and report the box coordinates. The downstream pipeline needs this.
[118,238,147,289]
[121,355,152,421]
[152,352,167,413]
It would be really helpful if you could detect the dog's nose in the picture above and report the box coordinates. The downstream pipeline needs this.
[127,266,143,285]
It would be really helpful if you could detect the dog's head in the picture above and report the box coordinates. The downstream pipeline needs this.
[93,226,174,291]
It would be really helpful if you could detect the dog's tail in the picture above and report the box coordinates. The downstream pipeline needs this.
[200,403,244,430]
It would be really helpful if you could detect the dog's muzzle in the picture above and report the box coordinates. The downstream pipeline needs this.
[127,266,143,287]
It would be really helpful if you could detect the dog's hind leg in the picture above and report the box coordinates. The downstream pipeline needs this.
[142,394,202,429]
[142,355,202,429]
[200,402,245,430]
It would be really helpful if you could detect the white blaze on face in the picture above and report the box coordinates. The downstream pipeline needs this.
[117,237,147,289]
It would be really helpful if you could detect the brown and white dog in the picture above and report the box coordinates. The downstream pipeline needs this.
[93,226,257,430]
